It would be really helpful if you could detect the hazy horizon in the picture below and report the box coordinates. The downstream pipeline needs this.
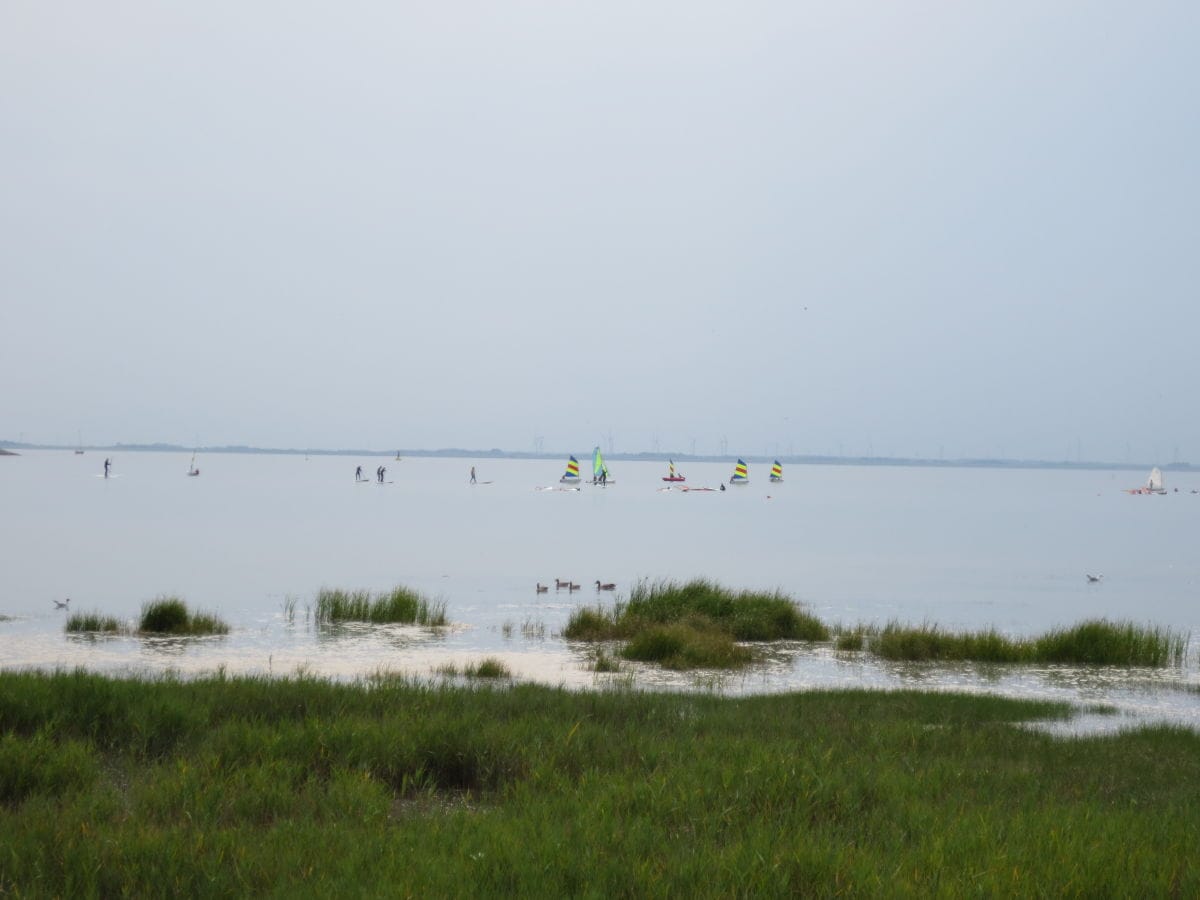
[4,2,1197,464]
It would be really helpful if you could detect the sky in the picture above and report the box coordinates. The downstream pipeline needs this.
[2,2,1197,463]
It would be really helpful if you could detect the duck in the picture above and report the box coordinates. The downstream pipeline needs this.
[555,578,570,590]
[536,583,548,593]
[568,582,581,592]
[1086,573,1104,583]
[595,581,616,591]
[53,598,70,609]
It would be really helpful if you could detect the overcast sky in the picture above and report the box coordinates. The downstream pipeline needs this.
[3,2,1197,462]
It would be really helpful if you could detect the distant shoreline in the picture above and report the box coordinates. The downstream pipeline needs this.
[0,440,1191,473]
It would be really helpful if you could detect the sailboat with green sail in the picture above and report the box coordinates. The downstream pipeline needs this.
[591,446,613,485]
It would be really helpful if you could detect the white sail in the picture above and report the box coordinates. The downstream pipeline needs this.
[1148,467,1163,492]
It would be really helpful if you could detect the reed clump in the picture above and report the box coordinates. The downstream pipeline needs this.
[139,597,229,636]
[1032,620,1187,666]
[65,611,125,634]
[622,620,753,670]
[870,619,1187,666]
[565,578,826,669]
[623,578,829,642]
[463,658,510,679]
[314,586,447,626]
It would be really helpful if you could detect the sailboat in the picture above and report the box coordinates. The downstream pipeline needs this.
[591,447,613,485]
[729,459,749,485]
[560,455,581,484]
[1125,467,1165,495]
[187,450,200,477]
[74,431,84,455]
[769,460,784,482]
[662,460,686,483]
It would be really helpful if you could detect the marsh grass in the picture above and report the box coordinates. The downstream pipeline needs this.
[1,671,1198,896]
[565,579,827,669]
[590,649,622,673]
[139,597,229,636]
[835,631,865,651]
[65,611,125,634]
[520,618,546,639]
[1034,620,1188,666]
[869,619,1188,666]
[622,621,753,669]
[623,578,829,641]
[314,586,447,626]
[463,658,510,679]
[281,595,300,625]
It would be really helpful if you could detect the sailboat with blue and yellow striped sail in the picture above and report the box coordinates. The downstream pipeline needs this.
[560,455,581,484]
[591,446,613,485]
[729,458,749,485]
[769,460,784,482]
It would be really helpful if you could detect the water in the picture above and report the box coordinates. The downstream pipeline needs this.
[3,450,1199,730]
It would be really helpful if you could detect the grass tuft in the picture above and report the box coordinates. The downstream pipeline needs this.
[565,579,825,670]
[314,586,447,626]
[621,621,753,669]
[139,597,229,636]
[870,619,1187,666]
[65,611,125,634]
[463,658,510,679]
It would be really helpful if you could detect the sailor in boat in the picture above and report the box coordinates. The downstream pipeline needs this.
[356,465,363,482]
[470,466,477,484]
[103,458,111,478]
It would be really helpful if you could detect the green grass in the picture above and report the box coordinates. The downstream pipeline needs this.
[139,596,229,636]
[1,670,1199,896]
[65,611,125,634]
[463,658,510,679]
[314,586,447,626]
[870,619,1187,666]
[1033,620,1188,666]
[565,579,828,670]
[834,630,865,651]
[622,578,830,641]
[622,621,754,669]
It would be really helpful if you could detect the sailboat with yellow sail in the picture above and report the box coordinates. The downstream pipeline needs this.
[729,458,749,485]
[591,447,613,485]
[769,460,784,482]
[560,455,581,485]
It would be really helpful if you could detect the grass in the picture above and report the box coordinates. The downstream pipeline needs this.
[590,649,622,673]
[869,619,1187,666]
[622,621,753,669]
[834,630,865,651]
[65,611,125,634]
[463,658,510,679]
[434,659,511,679]
[139,597,229,636]
[1,670,1199,896]
[565,578,828,669]
[314,586,447,626]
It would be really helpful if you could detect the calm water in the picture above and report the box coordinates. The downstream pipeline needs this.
[2,450,1199,731]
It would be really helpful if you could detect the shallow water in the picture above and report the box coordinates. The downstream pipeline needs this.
[2,450,1199,730]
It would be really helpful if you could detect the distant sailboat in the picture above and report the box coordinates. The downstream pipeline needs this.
[662,460,686,483]
[1125,467,1165,495]
[591,446,613,485]
[769,460,784,482]
[560,455,581,484]
[729,459,749,485]
[74,432,84,455]
[187,450,200,477]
